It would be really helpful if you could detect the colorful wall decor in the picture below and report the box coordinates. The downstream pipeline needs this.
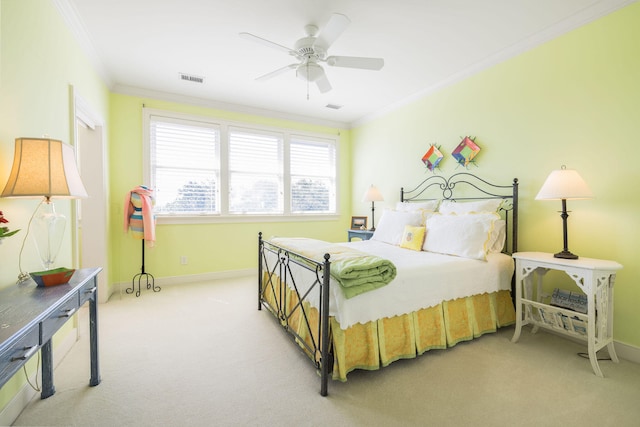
[421,144,444,172]
[452,136,480,167]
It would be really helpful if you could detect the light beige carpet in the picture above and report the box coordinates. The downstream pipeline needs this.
[12,276,640,426]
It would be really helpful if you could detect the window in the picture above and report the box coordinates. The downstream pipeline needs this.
[149,116,220,215]
[144,109,338,220]
[228,128,283,214]
[290,137,336,213]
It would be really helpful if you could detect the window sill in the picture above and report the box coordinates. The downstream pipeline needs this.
[156,214,341,225]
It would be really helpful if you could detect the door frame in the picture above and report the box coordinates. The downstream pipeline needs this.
[70,85,110,302]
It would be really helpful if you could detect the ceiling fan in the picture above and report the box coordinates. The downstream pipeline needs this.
[239,13,384,94]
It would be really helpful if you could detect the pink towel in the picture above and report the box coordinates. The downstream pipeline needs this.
[124,186,155,246]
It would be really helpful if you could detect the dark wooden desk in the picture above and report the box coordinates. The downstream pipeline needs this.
[0,268,102,398]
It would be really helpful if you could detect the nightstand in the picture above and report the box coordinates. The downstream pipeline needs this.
[511,252,622,377]
[347,229,374,241]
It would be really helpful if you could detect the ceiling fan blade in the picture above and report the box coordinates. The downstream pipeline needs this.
[239,32,295,55]
[315,13,350,49]
[256,64,297,81]
[325,56,384,71]
[316,74,332,93]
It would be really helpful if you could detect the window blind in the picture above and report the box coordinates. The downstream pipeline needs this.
[228,128,283,214]
[290,138,336,213]
[150,117,220,214]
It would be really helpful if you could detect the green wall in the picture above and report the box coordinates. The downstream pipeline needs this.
[351,3,640,347]
[108,95,352,285]
[0,0,110,413]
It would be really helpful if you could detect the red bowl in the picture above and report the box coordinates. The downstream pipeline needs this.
[30,268,76,287]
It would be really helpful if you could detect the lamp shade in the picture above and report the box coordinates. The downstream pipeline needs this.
[535,167,593,200]
[362,185,384,202]
[1,138,88,199]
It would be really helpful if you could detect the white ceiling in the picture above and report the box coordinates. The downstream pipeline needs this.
[57,0,631,127]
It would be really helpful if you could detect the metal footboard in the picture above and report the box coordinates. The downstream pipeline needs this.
[258,232,332,396]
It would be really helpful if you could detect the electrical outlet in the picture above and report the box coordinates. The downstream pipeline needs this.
[180,256,188,265]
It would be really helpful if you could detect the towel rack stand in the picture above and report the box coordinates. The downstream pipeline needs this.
[127,239,160,297]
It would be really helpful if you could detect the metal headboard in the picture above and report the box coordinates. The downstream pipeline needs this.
[401,172,519,254]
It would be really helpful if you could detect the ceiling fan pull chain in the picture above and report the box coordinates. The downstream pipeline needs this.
[306,62,310,100]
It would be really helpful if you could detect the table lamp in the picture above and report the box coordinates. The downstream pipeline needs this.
[535,165,593,259]
[362,185,383,231]
[1,138,88,282]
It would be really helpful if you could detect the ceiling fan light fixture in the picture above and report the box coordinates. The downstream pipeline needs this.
[296,62,325,82]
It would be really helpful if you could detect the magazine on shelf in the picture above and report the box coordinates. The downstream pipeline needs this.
[550,288,588,314]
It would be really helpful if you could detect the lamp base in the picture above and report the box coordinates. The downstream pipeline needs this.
[554,250,578,260]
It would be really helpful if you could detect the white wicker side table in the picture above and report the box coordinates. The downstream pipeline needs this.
[511,252,622,377]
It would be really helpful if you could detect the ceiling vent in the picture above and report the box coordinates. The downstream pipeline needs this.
[325,103,343,110]
[179,73,204,83]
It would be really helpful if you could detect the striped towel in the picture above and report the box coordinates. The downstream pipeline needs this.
[124,186,156,246]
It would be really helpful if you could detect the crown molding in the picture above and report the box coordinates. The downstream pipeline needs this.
[352,0,636,128]
[53,0,634,130]
[51,0,113,88]
[112,84,349,130]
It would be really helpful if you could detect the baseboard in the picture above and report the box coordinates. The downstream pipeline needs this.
[614,340,640,364]
[113,268,256,296]
[528,327,640,364]
[0,326,78,426]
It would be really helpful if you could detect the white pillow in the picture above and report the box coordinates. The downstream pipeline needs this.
[422,213,500,260]
[438,199,502,215]
[395,200,440,212]
[489,219,506,253]
[394,201,437,225]
[371,209,423,245]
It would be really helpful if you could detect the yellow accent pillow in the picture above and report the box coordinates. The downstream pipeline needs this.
[400,225,426,251]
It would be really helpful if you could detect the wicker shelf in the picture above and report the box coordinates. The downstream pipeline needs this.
[522,298,587,337]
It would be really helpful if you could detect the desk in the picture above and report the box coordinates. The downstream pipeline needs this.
[0,268,102,398]
[511,252,621,377]
[347,229,374,241]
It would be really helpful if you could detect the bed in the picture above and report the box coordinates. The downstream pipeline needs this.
[258,173,519,396]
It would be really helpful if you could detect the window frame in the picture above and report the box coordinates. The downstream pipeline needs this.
[142,108,340,224]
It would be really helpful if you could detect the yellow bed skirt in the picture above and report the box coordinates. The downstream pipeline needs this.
[261,272,516,382]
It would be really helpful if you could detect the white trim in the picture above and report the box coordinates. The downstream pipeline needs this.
[0,326,78,426]
[70,86,110,302]
[538,328,640,365]
[614,340,640,364]
[55,0,633,129]
[352,0,636,128]
[118,84,348,129]
[73,92,104,130]
[114,268,256,296]
[51,0,113,88]
[156,213,340,225]
[143,108,340,219]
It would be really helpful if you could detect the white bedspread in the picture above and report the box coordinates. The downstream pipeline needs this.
[264,239,514,329]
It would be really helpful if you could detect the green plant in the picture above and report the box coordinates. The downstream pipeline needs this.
[0,210,20,238]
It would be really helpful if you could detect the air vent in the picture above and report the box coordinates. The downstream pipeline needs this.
[179,73,204,84]
[325,103,343,110]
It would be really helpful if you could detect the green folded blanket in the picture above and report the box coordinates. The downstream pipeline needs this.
[269,237,397,299]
